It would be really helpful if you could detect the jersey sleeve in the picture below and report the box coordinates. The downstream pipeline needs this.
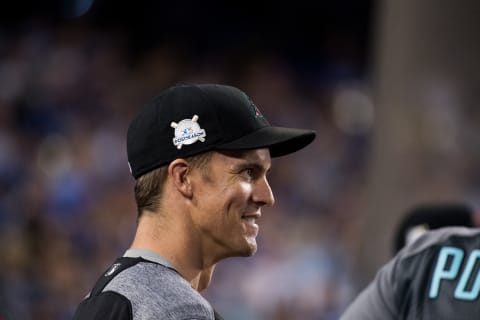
[72,291,133,320]
[340,256,399,320]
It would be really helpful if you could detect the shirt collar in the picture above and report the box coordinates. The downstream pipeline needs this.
[123,248,176,270]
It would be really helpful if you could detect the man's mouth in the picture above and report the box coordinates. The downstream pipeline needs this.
[241,213,261,227]
[242,216,257,223]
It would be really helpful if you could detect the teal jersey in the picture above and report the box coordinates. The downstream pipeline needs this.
[341,227,480,320]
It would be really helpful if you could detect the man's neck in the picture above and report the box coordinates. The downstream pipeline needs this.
[130,214,215,291]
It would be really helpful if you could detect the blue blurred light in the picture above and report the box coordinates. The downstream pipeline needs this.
[68,0,95,17]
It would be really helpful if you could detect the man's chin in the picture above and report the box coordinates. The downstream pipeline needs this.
[220,238,258,259]
[243,240,258,256]
[232,241,258,257]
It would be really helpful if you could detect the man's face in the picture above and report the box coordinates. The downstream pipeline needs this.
[190,148,275,261]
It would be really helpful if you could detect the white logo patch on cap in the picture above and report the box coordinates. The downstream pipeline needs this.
[171,115,206,149]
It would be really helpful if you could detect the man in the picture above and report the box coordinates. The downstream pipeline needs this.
[340,204,480,320]
[392,203,474,254]
[73,83,316,319]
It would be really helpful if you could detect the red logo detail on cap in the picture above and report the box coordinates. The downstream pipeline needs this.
[253,104,261,117]
[247,96,263,119]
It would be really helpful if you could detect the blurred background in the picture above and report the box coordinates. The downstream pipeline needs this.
[1,0,480,319]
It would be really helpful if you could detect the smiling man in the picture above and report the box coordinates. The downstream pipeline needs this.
[73,83,316,320]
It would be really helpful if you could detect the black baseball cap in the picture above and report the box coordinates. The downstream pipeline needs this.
[127,83,316,179]
[393,203,474,254]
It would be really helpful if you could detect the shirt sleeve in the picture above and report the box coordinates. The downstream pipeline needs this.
[72,291,133,320]
[340,257,400,320]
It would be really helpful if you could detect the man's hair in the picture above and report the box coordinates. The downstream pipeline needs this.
[134,152,212,219]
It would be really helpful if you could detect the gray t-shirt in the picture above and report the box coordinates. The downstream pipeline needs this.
[73,249,215,320]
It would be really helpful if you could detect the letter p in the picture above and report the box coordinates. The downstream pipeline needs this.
[429,246,464,299]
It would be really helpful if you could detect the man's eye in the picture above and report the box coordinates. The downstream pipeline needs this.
[243,168,255,178]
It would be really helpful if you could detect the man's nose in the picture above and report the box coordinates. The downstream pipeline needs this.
[253,176,275,207]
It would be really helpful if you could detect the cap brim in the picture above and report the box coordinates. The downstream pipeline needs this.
[218,126,316,157]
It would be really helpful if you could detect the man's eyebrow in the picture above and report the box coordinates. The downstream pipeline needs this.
[234,162,270,173]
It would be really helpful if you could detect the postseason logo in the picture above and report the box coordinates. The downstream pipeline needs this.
[171,115,206,149]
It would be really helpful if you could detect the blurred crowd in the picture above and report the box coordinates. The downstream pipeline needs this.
[0,18,373,320]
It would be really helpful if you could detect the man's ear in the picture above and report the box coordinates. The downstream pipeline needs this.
[168,159,193,198]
